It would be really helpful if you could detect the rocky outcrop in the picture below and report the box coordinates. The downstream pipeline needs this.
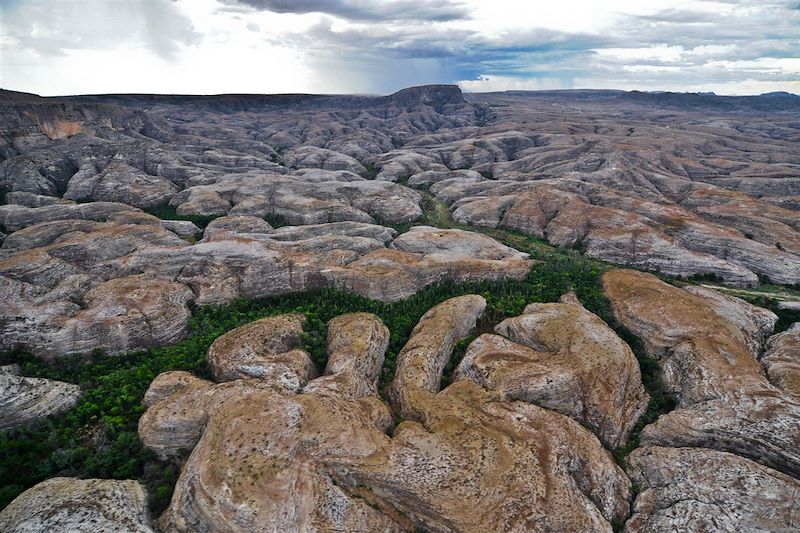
[170,172,422,224]
[762,323,800,399]
[388,294,487,420]
[206,313,316,389]
[140,314,399,532]
[63,159,178,209]
[303,312,390,399]
[603,269,800,478]
[442,178,800,286]
[456,293,649,448]
[0,364,82,431]
[1,215,531,358]
[324,226,532,301]
[140,299,631,532]
[625,446,800,533]
[343,295,631,532]
[2,274,194,360]
[0,477,154,533]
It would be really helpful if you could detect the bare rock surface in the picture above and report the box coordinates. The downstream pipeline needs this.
[0,477,154,533]
[2,85,799,360]
[63,159,178,209]
[625,446,800,533]
[388,294,487,421]
[762,323,800,400]
[206,313,316,389]
[140,314,400,533]
[0,364,82,431]
[171,172,422,224]
[1,215,530,357]
[140,299,631,532]
[456,293,649,448]
[603,269,800,478]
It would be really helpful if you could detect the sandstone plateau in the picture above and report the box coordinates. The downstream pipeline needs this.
[1,85,800,532]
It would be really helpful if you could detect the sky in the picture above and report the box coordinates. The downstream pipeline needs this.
[0,0,798,96]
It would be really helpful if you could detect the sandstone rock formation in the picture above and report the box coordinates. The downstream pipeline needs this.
[140,314,401,532]
[2,85,799,361]
[625,446,800,533]
[139,298,631,532]
[346,296,631,532]
[455,293,649,448]
[1,212,531,358]
[206,313,316,388]
[604,269,800,478]
[0,364,82,431]
[4,87,798,295]
[0,477,154,533]
[388,294,487,421]
[762,323,800,399]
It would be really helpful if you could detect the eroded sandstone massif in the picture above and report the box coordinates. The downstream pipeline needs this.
[1,85,800,532]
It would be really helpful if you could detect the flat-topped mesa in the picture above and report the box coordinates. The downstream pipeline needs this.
[388,84,467,113]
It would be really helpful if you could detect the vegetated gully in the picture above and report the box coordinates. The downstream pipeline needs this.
[2,182,794,515]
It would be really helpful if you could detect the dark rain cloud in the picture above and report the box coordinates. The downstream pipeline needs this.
[223,0,470,21]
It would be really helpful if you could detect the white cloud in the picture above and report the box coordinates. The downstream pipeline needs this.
[0,0,798,95]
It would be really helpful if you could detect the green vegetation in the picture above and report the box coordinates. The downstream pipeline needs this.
[1,180,796,518]
[0,245,612,513]
[611,326,676,466]
[145,204,221,229]
[263,212,292,228]
[362,162,381,180]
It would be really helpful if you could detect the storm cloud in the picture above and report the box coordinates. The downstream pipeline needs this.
[222,0,470,21]
[0,0,797,96]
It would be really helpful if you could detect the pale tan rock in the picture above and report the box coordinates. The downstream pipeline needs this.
[63,159,178,209]
[388,294,487,420]
[0,477,154,533]
[0,364,82,431]
[625,446,800,533]
[762,323,800,399]
[456,294,649,448]
[172,188,231,217]
[303,312,389,399]
[603,269,800,478]
[142,303,631,533]
[142,314,400,533]
[2,274,194,360]
[1,217,530,357]
[337,295,632,532]
[206,313,317,389]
